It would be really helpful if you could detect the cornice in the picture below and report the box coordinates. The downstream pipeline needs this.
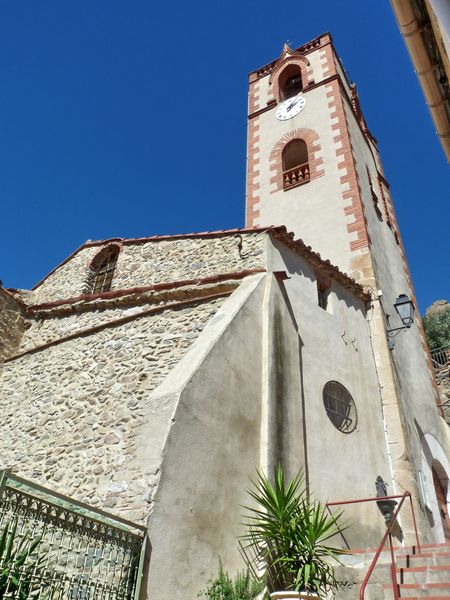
[249,33,331,81]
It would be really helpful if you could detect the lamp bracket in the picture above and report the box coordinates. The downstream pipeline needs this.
[386,325,410,338]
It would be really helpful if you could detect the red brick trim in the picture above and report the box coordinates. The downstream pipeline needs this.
[0,287,29,312]
[88,242,121,270]
[250,32,331,81]
[319,41,337,79]
[246,107,261,226]
[248,79,261,114]
[29,269,266,312]
[327,79,370,252]
[269,57,312,101]
[5,292,232,363]
[248,103,276,120]
[269,128,324,193]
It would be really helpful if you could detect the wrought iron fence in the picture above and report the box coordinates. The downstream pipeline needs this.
[430,344,450,373]
[0,470,147,600]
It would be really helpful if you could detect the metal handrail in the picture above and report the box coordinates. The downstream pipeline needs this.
[327,492,420,600]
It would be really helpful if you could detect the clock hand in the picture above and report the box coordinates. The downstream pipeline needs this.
[286,98,298,112]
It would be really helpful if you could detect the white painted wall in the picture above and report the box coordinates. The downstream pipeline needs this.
[254,82,354,273]
[267,237,394,547]
[146,274,266,598]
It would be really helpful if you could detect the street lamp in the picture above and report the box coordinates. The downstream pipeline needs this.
[386,293,415,338]
[393,293,415,327]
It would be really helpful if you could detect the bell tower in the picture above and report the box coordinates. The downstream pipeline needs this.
[246,33,399,284]
[246,33,443,524]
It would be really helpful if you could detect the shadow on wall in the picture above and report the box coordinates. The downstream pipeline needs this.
[273,278,309,493]
[275,242,366,315]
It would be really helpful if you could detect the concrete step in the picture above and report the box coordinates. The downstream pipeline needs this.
[400,596,450,599]
[412,542,450,554]
[397,564,450,584]
[336,543,450,598]
[397,582,450,597]
[397,551,450,568]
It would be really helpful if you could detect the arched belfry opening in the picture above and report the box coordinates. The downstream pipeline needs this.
[282,139,309,189]
[279,64,303,100]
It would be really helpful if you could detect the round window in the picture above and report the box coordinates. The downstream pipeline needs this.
[323,381,357,433]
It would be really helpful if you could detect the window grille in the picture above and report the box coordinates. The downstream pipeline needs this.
[323,381,357,433]
[90,246,119,294]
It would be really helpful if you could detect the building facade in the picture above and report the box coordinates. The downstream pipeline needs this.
[0,33,449,599]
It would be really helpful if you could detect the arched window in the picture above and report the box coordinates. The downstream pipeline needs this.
[282,139,310,190]
[279,65,303,100]
[88,245,119,294]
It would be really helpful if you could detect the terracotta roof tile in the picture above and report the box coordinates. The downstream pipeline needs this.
[29,225,369,302]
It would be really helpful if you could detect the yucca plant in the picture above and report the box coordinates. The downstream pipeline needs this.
[240,466,348,596]
[198,561,265,600]
[0,517,46,599]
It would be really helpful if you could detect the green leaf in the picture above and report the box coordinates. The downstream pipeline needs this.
[240,465,349,594]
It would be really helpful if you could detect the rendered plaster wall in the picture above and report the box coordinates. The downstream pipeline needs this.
[0,297,225,524]
[344,93,450,543]
[33,233,266,304]
[0,290,27,361]
[260,273,304,480]
[145,275,266,599]
[267,238,393,547]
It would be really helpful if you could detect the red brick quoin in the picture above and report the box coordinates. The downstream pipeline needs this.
[246,117,261,226]
[269,128,324,194]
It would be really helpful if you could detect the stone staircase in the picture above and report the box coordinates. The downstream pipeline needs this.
[388,542,450,598]
[335,542,450,599]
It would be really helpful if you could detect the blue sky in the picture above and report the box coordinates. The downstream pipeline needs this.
[0,1,448,312]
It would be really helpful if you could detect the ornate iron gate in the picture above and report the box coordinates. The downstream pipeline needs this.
[0,471,147,599]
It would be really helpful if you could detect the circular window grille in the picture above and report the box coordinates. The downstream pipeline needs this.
[323,381,357,433]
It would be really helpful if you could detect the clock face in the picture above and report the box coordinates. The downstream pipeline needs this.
[275,95,306,121]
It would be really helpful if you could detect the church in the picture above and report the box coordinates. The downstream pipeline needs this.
[0,32,449,599]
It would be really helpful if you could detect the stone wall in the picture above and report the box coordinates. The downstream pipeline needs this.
[0,289,28,361]
[0,296,225,524]
[33,233,267,304]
